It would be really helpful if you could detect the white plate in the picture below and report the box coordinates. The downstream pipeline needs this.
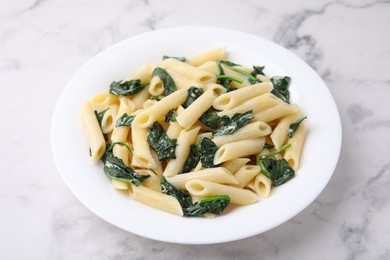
[51,26,342,244]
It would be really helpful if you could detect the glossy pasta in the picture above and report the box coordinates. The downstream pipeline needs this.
[80,47,307,217]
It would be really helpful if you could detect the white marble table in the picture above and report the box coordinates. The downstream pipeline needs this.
[1,0,389,259]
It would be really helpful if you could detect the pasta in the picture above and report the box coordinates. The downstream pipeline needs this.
[80,47,307,217]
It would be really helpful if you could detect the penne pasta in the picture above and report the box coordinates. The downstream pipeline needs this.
[213,82,273,110]
[185,180,258,205]
[163,126,201,177]
[81,47,308,217]
[187,47,227,66]
[284,123,306,170]
[80,102,106,162]
[160,58,216,83]
[132,89,187,128]
[166,167,238,189]
[212,121,271,147]
[214,138,265,165]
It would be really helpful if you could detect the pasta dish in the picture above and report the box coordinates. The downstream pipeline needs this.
[80,47,306,217]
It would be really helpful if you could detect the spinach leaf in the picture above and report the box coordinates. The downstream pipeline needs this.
[151,68,176,95]
[220,60,241,66]
[161,177,230,216]
[163,55,186,62]
[101,150,148,186]
[106,141,133,153]
[179,144,200,174]
[213,110,253,137]
[250,66,265,78]
[185,195,231,216]
[216,60,241,92]
[198,137,219,168]
[161,177,193,209]
[94,108,109,128]
[150,95,165,101]
[220,61,259,84]
[199,109,220,129]
[183,87,220,129]
[116,113,135,127]
[183,87,203,108]
[270,76,291,103]
[147,122,177,160]
[258,158,295,186]
[288,116,307,138]
[164,109,177,123]
[109,80,146,96]
[257,143,294,186]
[264,143,275,149]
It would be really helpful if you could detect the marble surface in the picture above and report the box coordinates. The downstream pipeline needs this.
[1,0,390,259]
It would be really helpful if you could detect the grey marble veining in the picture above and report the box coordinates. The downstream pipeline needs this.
[1,0,389,259]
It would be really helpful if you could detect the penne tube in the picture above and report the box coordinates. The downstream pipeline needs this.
[168,70,204,90]
[166,167,238,189]
[212,121,271,147]
[131,127,157,170]
[80,102,106,162]
[90,92,119,111]
[253,102,299,123]
[270,106,302,149]
[214,138,265,165]
[124,64,152,84]
[233,165,261,188]
[185,180,257,205]
[221,158,251,174]
[131,185,183,216]
[218,93,281,117]
[284,123,306,170]
[163,126,201,177]
[132,89,187,128]
[251,173,272,198]
[160,58,216,83]
[213,82,273,110]
[100,104,118,134]
[137,169,162,192]
[187,47,227,66]
[176,86,222,129]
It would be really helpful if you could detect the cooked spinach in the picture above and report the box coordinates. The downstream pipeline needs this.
[151,67,176,95]
[257,143,294,186]
[183,87,203,108]
[216,60,241,91]
[264,143,275,149]
[213,110,253,137]
[101,149,148,186]
[106,141,133,153]
[115,113,135,127]
[198,137,219,168]
[288,116,307,138]
[164,109,177,123]
[147,122,177,160]
[199,109,220,129]
[250,65,265,78]
[185,195,231,216]
[94,108,109,128]
[270,76,291,104]
[179,144,200,174]
[162,55,186,62]
[150,95,165,101]
[161,177,230,216]
[183,87,219,129]
[109,80,146,96]
[220,61,259,84]
[258,158,294,186]
[161,177,193,209]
